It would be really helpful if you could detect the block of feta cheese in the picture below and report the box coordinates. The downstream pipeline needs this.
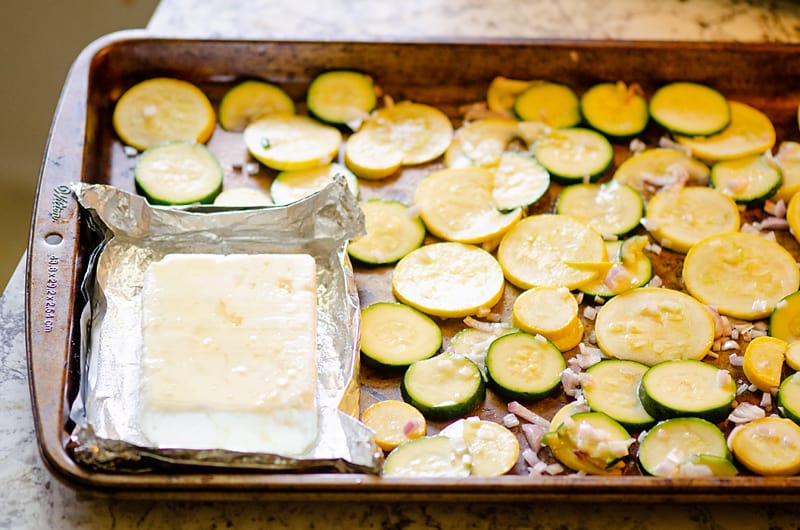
[138,253,319,456]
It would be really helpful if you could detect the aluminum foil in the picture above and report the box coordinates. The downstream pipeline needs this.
[68,177,383,474]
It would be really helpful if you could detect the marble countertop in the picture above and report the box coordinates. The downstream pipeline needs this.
[5,0,800,528]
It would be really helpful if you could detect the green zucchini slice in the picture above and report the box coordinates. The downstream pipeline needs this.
[491,151,551,212]
[556,180,643,236]
[649,82,730,136]
[582,359,655,432]
[383,435,471,477]
[639,360,736,423]
[770,291,800,345]
[401,353,485,421]
[218,80,295,132]
[778,372,800,425]
[348,200,426,265]
[534,128,614,182]
[710,153,782,204]
[579,82,649,138]
[359,302,442,370]
[578,236,652,300]
[637,417,732,477]
[513,81,580,128]
[485,332,566,401]
[134,141,223,205]
[306,70,377,129]
[543,411,633,473]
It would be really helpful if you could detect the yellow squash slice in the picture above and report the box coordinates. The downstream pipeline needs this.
[444,118,519,168]
[683,232,800,320]
[414,167,521,244]
[676,101,776,162]
[496,214,607,290]
[440,418,519,477]
[486,76,536,116]
[347,199,426,265]
[344,130,404,180]
[392,242,505,318]
[729,417,800,476]
[113,77,216,150]
[612,148,710,197]
[742,336,786,392]
[512,286,583,351]
[594,287,715,366]
[786,341,800,371]
[643,185,740,253]
[270,162,359,205]
[362,400,427,452]
[773,141,800,203]
[212,187,273,206]
[218,80,295,132]
[243,114,342,171]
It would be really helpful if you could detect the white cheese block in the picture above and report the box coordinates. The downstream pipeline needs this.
[138,253,318,456]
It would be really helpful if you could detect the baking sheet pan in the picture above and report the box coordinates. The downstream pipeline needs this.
[25,29,800,501]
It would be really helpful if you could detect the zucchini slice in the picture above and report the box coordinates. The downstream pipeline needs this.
[637,417,732,477]
[511,286,583,352]
[487,76,536,116]
[491,151,551,212]
[556,180,643,236]
[359,302,442,370]
[742,336,786,393]
[542,411,634,474]
[579,81,649,138]
[497,214,607,290]
[401,353,485,421]
[361,400,426,452]
[639,360,736,423]
[612,147,710,197]
[534,128,614,182]
[787,341,800,372]
[414,167,521,244]
[383,435,471,477]
[577,236,652,299]
[594,288,715,366]
[643,185,740,253]
[771,292,800,344]
[729,417,800,476]
[440,417,519,476]
[447,324,517,376]
[348,199,426,265]
[271,162,359,205]
[683,231,800,320]
[392,242,505,319]
[445,118,519,168]
[218,79,295,132]
[243,114,342,172]
[212,187,273,206]
[485,332,566,401]
[676,101,776,161]
[582,360,654,432]
[513,81,581,128]
[710,153,782,204]
[306,70,376,129]
[773,141,800,203]
[134,141,223,205]
[779,372,800,425]
[648,81,730,136]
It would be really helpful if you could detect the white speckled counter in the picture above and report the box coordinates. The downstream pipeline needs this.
[4,0,800,528]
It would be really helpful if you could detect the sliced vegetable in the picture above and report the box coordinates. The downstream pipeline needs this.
[362,400,427,452]
[594,287,715,366]
[401,353,485,421]
[306,70,376,129]
[556,180,643,236]
[134,141,223,205]
[542,411,633,474]
[344,130,404,180]
[548,401,591,432]
[637,417,732,477]
[582,360,654,432]
[643,185,740,253]
[788,189,800,244]
[534,127,614,182]
[742,336,786,393]
[485,332,566,401]
[414,167,521,244]
[444,118,518,168]
[676,101,776,161]
[270,162,359,205]
[348,199,426,265]
[212,187,273,206]
[243,114,342,171]
[769,292,800,344]
[511,286,583,352]
[440,417,519,476]
[710,153,782,204]
[446,324,517,376]
[648,82,730,136]
[577,236,652,299]
[218,79,295,132]
[392,242,505,319]
[639,360,736,423]
[729,417,800,476]
[497,214,607,290]
[612,147,710,197]
[487,76,536,116]
[491,152,550,212]
[579,81,649,138]
[786,341,800,371]
[113,77,215,150]
[513,81,581,128]
[779,373,800,425]
[772,141,800,203]
[359,302,442,370]
[683,231,800,320]
[383,435,471,477]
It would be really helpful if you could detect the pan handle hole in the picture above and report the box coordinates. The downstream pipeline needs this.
[44,232,63,246]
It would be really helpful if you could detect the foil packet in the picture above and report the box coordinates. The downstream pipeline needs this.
[68,178,383,474]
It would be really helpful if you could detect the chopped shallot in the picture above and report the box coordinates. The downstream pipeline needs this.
[521,423,546,453]
[728,402,766,424]
[760,392,773,410]
[502,413,520,429]
[507,401,551,429]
